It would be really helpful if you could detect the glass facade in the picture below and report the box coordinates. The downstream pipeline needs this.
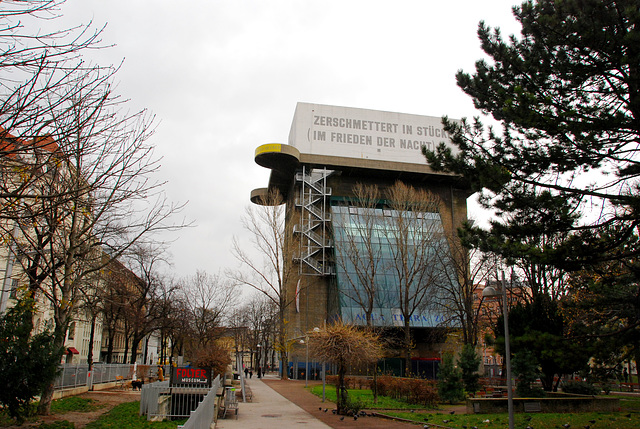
[331,204,458,328]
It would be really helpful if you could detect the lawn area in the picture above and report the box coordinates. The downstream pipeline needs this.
[50,397,103,414]
[309,386,640,428]
[308,384,435,410]
[385,410,640,429]
[85,402,186,429]
[385,395,640,429]
[0,399,187,428]
[618,394,640,412]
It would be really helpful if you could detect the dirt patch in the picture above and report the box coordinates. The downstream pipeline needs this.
[7,389,140,428]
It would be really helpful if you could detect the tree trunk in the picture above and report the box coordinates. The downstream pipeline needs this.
[372,363,378,403]
[38,382,56,416]
[280,348,289,380]
[160,333,165,364]
[106,333,114,363]
[38,327,67,415]
[337,362,348,415]
[279,309,289,380]
[256,354,262,377]
[87,314,96,370]
[130,334,143,364]
[404,319,412,377]
[123,336,130,364]
[143,336,149,364]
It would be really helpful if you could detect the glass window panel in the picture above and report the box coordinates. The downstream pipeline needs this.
[331,205,458,327]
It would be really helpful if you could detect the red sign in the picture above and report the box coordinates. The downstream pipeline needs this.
[170,367,211,387]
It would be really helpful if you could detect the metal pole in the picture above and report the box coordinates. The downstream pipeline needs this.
[237,352,246,403]
[501,271,514,429]
[305,335,309,387]
[322,361,326,402]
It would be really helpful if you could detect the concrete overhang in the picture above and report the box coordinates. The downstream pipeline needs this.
[251,144,301,203]
[251,143,472,204]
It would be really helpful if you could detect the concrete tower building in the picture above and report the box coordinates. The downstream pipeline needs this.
[251,103,471,377]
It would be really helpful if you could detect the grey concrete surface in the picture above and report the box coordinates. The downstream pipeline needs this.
[215,374,331,429]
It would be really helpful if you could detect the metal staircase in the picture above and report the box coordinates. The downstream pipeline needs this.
[294,166,334,275]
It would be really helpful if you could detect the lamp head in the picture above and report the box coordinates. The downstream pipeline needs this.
[482,286,498,298]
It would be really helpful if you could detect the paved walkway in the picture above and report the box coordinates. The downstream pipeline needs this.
[215,374,332,429]
[215,374,419,429]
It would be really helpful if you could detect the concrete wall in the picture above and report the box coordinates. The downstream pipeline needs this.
[466,396,620,414]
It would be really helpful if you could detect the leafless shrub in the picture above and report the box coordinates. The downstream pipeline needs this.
[309,321,383,414]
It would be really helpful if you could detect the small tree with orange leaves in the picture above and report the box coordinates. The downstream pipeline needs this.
[309,321,383,415]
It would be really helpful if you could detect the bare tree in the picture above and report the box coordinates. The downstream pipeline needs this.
[332,183,386,327]
[0,62,188,413]
[331,183,389,400]
[309,322,383,415]
[153,277,182,366]
[167,296,191,365]
[100,258,131,363]
[383,181,454,376]
[241,293,277,374]
[229,190,299,379]
[0,1,105,202]
[227,306,250,369]
[75,259,106,370]
[332,181,459,376]
[178,270,238,352]
[436,238,497,346]
[121,243,173,364]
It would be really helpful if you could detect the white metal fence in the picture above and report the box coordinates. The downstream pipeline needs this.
[54,363,165,390]
[178,375,222,429]
[140,375,221,424]
[55,363,134,389]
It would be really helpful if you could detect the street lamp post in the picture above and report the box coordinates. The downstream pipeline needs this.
[482,271,514,429]
[299,337,309,387]
[294,327,321,388]
[257,344,262,378]
[322,361,326,402]
[306,336,310,387]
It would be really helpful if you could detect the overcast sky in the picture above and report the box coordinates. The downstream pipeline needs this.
[51,0,522,280]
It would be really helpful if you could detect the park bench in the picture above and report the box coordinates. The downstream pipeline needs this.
[115,375,127,390]
[524,402,542,413]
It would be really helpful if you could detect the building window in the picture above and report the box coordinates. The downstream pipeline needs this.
[331,205,456,328]
[9,279,18,298]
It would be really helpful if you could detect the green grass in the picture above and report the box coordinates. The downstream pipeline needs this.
[385,410,640,429]
[50,397,102,414]
[310,386,640,428]
[618,395,640,412]
[84,402,187,429]
[1,400,190,428]
[309,384,434,410]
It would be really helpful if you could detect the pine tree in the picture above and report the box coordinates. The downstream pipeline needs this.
[458,343,481,396]
[424,0,640,272]
[0,297,61,423]
[437,351,465,404]
[512,350,544,397]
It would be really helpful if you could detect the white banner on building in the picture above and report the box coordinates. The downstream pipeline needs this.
[289,102,459,166]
